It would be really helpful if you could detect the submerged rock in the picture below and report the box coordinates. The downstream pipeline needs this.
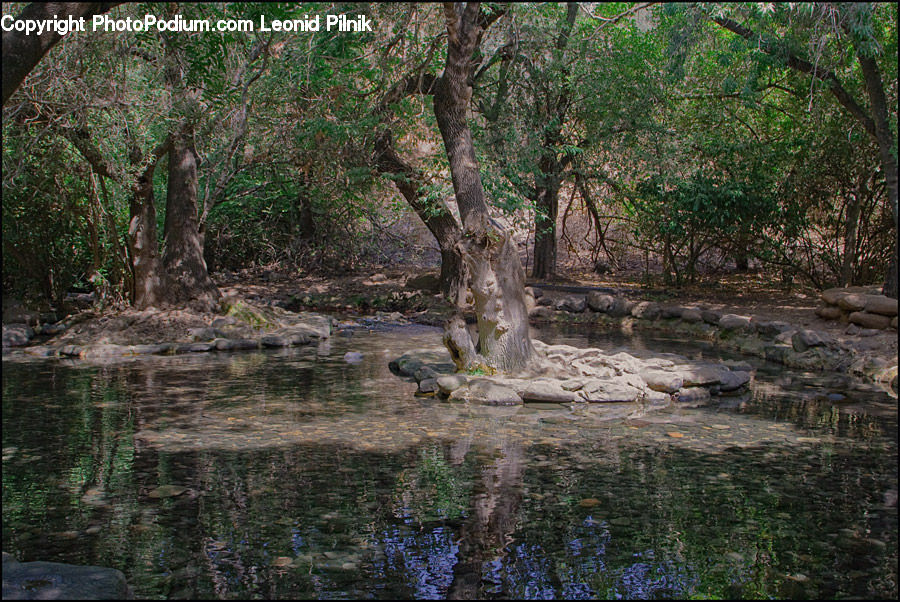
[2,553,130,600]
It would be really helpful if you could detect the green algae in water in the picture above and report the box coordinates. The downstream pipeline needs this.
[2,326,897,599]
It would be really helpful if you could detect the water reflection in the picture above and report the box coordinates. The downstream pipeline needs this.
[2,326,897,599]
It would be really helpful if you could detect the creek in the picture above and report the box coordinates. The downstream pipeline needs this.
[2,324,897,599]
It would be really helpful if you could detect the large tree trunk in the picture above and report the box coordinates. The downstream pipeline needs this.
[532,180,560,279]
[129,161,165,310]
[162,125,220,311]
[858,55,898,298]
[374,129,465,300]
[435,3,535,374]
[1,2,121,106]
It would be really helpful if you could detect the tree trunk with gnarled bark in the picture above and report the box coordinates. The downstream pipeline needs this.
[532,178,561,279]
[435,3,535,374]
[129,153,165,310]
[162,124,220,311]
[1,2,121,106]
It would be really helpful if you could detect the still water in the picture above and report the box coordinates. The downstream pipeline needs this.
[2,325,897,599]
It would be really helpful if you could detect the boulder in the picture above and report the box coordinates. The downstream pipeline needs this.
[639,369,683,393]
[580,382,643,403]
[680,308,703,323]
[864,295,898,317]
[677,364,722,386]
[836,293,867,312]
[2,554,130,600]
[526,286,543,299]
[449,379,522,405]
[631,302,661,320]
[718,314,752,332]
[555,296,587,313]
[529,306,555,319]
[719,370,751,392]
[701,310,722,325]
[417,378,438,394]
[586,292,615,313]
[260,335,290,348]
[436,374,468,396]
[608,297,634,318]
[791,329,829,352]
[521,381,579,403]
[2,324,33,348]
[848,311,892,330]
[815,305,844,320]
[660,306,683,319]
[751,319,793,337]
[675,387,711,404]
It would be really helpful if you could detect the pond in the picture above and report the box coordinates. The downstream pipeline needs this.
[2,324,897,599]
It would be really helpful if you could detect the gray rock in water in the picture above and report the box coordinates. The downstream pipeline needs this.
[188,327,218,342]
[343,351,364,364]
[719,314,752,332]
[675,387,711,404]
[640,369,683,393]
[791,329,829,352]
[631,302,661,320]
[529,306,555,319]
[660,306,683,319]
[678,364,723,387]
[701,309,722,325]
[449,379,522,405]
[607,297,633,318]
[680,308,703,323]
[417,378,438,394]
[719,370,751,392]
[261,335,290,348]
[436,374,468,396]
[752,319,793,337]
[580,381,643,403]
[2,324,34,348]
[555,296,586,313]
[521,381,579,403]
[586,292,614,313]
[2,554,130,600]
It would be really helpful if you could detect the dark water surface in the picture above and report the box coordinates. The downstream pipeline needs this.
[3,325,897,599]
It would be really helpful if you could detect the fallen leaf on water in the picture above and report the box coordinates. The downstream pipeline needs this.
[667,432,684,438]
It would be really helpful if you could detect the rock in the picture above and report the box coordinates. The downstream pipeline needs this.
[80,344,129,359]
[815,305,844,321]
[864,295,897,316]
[529,306,555,319]
[521,381,579,403]
[2,555,130,600]
[405,272,441,292]
[608,297,633,318]
[526,286,543,299]
[343,351,364,364]
[678,364,723,387]
[188,327,218,342]
[449,379,522,405]
[37,323,67,336]
[59,345,83,357]
[580,381,643,403]
[791,329,829,352]
[586,292,614,313]
[413,365,438,382]
[536,296,555,307]
[752,319,793,337]
[719,314,752,332]
[148,485,187,498]
[176,342,213,353]
[848,311,891,330]
[836,293,867,312]
[417,378,438,394]
[436,374,468,395]
[261,334,290,348]
[24,346,56,357]
[639,369,683,393]
[680,308,703,323]
[675,387,711,404]
[2,324,34,347]
[893,316,898,330]
[555,296,586,313]
[701,309,722,325]
[289,314,332,339]
[660,306,683,319]
[719,370,751,392]
[631,302,661,320]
